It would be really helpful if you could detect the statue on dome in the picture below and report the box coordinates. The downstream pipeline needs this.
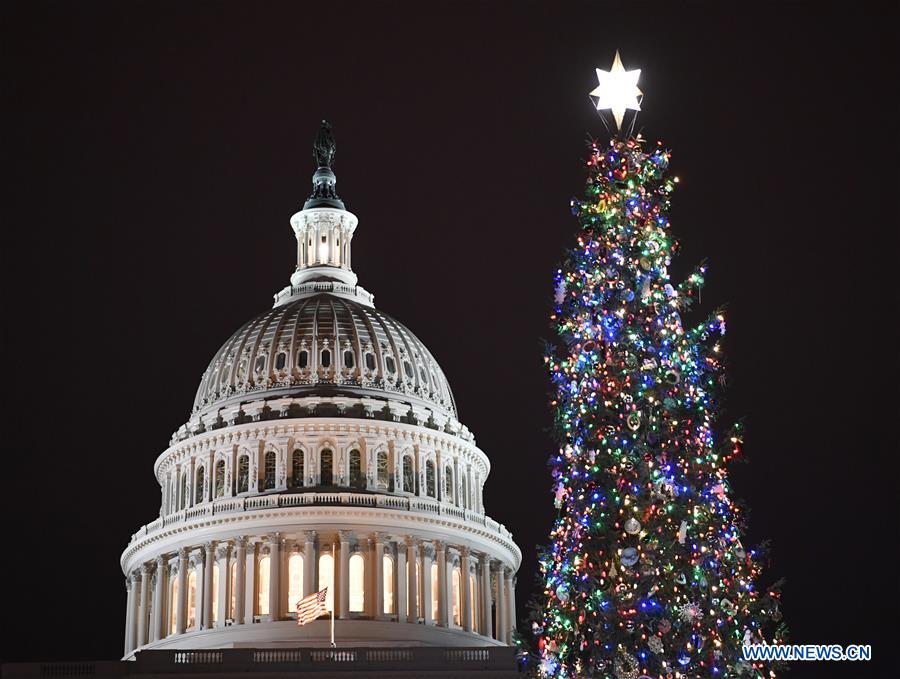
[313,120,336,168]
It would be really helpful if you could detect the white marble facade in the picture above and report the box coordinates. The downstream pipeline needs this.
[120,136,521,658]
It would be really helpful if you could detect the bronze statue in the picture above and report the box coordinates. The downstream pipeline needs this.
[313,120,336,168]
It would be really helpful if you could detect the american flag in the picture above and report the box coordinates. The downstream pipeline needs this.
[295,587,328,626]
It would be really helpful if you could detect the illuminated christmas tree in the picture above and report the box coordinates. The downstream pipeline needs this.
[534,54,786,678]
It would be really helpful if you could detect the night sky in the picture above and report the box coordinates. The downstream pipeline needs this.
[2,2,897,677]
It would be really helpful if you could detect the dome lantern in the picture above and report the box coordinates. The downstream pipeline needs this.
[283,120,364,296]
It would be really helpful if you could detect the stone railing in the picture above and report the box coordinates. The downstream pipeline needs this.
[2,647,520,676]
[130,492,513,544]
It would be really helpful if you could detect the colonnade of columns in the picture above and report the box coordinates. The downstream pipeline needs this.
[124,531,517,657]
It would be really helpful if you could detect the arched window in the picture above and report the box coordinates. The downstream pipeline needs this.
[263,451,276,490]
[383,555,394,614]
[320,449,333,486]
[343,350,355,369]
[229,561,237,620]
[425,459,436,498]
[236,358,247,381]
[211,563,219,625]
[288,553,303,615]
[402,455,415,493]
[452,567,461,626]
[180,472,188,510]
[349,554,365,613]
[291,449,304,488]
[254,355,266,375]
[444,467,453,504]
[195,466,205,504]
[298,350,309,369]
[169,575,178,635]
[365,352,376,371]
[403,361,414,380]
[258,556,270,616]
[349,449,363,489]
[376,450,389,490]
[430,562,439,621]
[320,349,332,369]
[237,455,249,494]
[187,570,197,628]
[319,553,334,613]
[384,355,396,375]
[275,352,286,370]
[215,460,225,498]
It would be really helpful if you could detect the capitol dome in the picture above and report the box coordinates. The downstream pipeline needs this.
[120,122,520,658]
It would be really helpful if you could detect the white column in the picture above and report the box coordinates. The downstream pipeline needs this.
[268,534,282,620]
[215,544,230,628]
[507,572,517,643]
[395,540,407,622]
[151,557,165,641]
[338,530,351,619]
[202,542,215,629]
[175,549,188,634]
[435,542,448,627]
[234,537,247,624]
[303,531,317,597]
[460,548,472,633]
[495,564,507,644]
[421,542,433,625]
[244,541,256,624]
[479,554,492,639]
[372,534,384,618]
[124,576,134,656]
[405,537,417,622]
[137,566,150,647]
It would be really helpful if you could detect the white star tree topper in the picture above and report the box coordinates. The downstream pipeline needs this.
[589,50,643,130]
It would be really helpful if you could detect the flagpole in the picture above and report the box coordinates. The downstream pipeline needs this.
[330,605,335,648]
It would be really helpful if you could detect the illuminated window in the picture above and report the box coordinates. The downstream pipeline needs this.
[258,556,270,616]
[430,562,439,621]
[383,555,394,614]
[444,467,453,503]
[237,455,249,494]
[376,450,389,489]
[211,564,219,625]
[195,466,205,504]
[349,449,363,489]
[320,449,333,486]
[288,553,304,614]
[264,451,276,490]
[169,575,178,635]
[187,570,197,628]
[452,567,461,626]
[319,554,334,612]
[229,562,236,619]
[402,455,414,493]
[349,554,365,613]
[291,449,304,488]
[425,460,435,498]
[215,460,225,498]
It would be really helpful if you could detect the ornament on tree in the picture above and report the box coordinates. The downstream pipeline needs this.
[627,412,642,431]
[648,636,664,654]
[620,547,639,567]
[721,599,736,616]
[613,652,640,679]
[658,619,672,634]
[677,519,688,544]
[624,517,641,534]
[680,602,702,623]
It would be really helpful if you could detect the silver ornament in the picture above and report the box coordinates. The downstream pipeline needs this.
[648,636,664,654]
[624,517,641,534]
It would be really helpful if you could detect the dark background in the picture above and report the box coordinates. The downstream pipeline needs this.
[2,2,897,677]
